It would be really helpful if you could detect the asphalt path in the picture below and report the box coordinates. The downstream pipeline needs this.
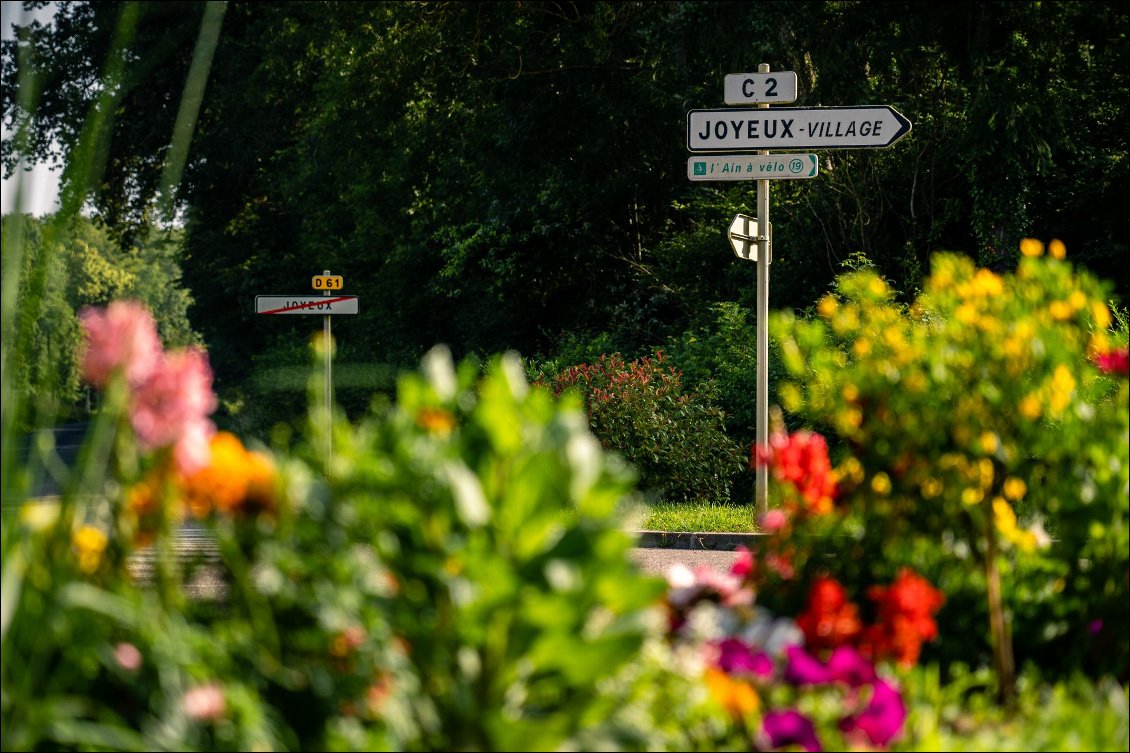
[629,547,741,578]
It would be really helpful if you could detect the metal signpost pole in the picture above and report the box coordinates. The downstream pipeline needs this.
[323,269,332,466]
[755,63,770,521]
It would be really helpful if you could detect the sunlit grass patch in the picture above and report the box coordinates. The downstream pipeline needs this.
[640,499,757,533]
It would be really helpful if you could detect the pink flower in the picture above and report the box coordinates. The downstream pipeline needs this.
[79,301,162,388]
[694,565,753,607]
[730,546,754,578]
[760,508,788,533]
[172,414,216,475]
[79,302,219,474]
[183,682,226,722]
[113,642,142,672]
[130,348,217,473]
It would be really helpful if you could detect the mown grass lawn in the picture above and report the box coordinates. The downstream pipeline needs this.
[639,499,758,533]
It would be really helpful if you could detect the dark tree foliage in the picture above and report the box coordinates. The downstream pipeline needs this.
[5,1,1127,437]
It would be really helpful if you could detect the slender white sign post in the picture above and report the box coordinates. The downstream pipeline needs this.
[322,269,333,465]
[755,64,771,520]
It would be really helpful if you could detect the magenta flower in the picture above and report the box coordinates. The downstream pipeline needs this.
[713,638,775,678]
[784,644,833,686]
[839,677,906,747]
[825,645,877,688]
[79,301,162,388]
[762,709,822,752]
[1094,347,1129,375]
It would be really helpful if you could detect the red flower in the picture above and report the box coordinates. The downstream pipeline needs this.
[796,576,862,651]
[752,430,838,514]
[860,569,945,667]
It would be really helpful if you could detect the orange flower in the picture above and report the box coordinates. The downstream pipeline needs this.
[416,407,457,436]
[704,666,760,718]
[179,432,276,518]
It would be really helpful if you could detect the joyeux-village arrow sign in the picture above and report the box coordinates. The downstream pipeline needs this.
[687,105,911,152]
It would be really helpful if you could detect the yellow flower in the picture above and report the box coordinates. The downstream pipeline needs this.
[1048,365,1076,414]
[1020,238,1044,257]
[980,432,999,454]
[1049,239,1066,260]
[817,295,838,318]
[993,497,1037,553]
[1019,394,1041,420]
[871,472,892,495]
[961,487,983,506]
[971,269,1003,297]
[869,277,888,297]
[1068,290,1087,311]
[836,406,863,433]
[73,525,108,574]
[1002,337,1025,360]
[841,383,859,402]
[993,496,1017,531]
[904,371,927,393]
[853,339,872,358]
[838,456,865,485]
[920,477,943,499]
[978,458,995,488]
[1088,332,1110,355]
[1003,477,1027,501]
[955,303,979,325]
[1049,301,1073,321]
[1091,301,1112,329]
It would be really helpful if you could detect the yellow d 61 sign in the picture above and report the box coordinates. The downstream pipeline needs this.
[312,275,344,291]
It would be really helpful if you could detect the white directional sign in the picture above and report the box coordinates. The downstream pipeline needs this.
[688,153,818,181]
[724,71,797,105]
[728,214,771,263]
[255,295,359,315]
[688,106,912,152]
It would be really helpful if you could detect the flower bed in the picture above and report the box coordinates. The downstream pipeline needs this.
[2,241,1127,751]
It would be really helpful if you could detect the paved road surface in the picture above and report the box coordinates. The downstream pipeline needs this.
[629,547,740,577]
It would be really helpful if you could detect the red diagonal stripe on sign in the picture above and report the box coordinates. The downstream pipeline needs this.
[260,296,354,315]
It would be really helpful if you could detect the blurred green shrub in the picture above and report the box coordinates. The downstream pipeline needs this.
[307,347,675,750]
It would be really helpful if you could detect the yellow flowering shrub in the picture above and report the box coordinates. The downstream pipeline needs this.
[771,242,1129,683]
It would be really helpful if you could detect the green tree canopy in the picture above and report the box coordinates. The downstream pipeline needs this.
[5,1,1126,438]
